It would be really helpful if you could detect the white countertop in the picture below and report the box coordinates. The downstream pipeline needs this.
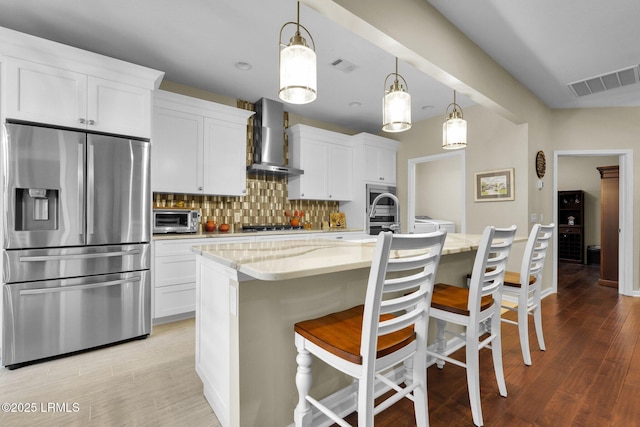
[192,232,487,281]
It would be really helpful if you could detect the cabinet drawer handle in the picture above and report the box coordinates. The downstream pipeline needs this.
[88,119,95,125]
[78,118,86,124]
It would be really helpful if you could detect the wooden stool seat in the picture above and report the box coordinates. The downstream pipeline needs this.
[431,283,494,315]
[503,271,535,288]
[294,305,415,365]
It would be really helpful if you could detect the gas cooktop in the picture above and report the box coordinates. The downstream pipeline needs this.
[241,225,304,232]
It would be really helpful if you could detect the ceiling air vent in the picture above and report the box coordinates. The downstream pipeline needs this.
[567,65,640,97]
[330,58,358,73]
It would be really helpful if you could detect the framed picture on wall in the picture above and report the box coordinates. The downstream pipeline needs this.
[474,168,515,202]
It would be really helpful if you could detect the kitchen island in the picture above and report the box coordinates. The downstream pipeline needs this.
[192,233,511,427]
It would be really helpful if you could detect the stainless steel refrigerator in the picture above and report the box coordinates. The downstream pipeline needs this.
[2,122,151,369]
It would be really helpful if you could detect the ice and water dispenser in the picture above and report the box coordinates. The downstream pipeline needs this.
[14,188,59,231]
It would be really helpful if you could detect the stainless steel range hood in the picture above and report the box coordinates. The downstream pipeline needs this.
[247,98,303,176]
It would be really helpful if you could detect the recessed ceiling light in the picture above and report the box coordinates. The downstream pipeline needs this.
[421,105,434,111]
[234,61,252,71]
[349,101,362,108]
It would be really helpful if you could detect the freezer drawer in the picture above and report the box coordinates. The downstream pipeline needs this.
[3,243,150,284]
[2,270,151,368]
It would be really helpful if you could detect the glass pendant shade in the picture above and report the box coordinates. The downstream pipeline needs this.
[278,2,316,105]
[279,40,317,104]
[442,116,467,149]
[382,57,412,133]
[383,88,411,132]
[442,90,467,149]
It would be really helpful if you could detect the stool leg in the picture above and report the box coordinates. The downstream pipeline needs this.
[466,322,483,427]
[518,295,532,366]
[294,339,313,427]
[412,343,429,427]
[434,318,447,369]
[491,310,507,398]
[533,288,546,352]
[403,356,414,386]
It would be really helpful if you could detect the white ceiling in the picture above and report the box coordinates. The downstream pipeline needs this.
[0,0,637,134]
[428,0,640,110]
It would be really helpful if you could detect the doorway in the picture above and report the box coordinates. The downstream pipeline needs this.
[407,151,466,233]
[553,150,633,296]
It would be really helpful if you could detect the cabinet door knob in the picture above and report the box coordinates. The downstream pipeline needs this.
[78,118,86,124]
[301,193,304,197]
[88,120,95,125]
[198,186,203,191]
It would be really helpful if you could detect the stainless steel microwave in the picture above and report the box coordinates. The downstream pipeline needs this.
[152,209,200,234]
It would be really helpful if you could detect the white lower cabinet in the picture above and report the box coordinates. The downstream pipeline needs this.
[153,236,251,320]
[153,239,205,320]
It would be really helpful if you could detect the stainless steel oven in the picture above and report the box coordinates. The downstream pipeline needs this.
[366,183,398,235]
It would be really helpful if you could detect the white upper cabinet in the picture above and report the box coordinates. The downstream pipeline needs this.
[88,76,152,137]
[152,90,254,196]
[152,107,203,194]
[363,140,398,184]
[327,143,353,200]
[203,117,248,196]
[340,133,399,230]
[5,59,154,138]
[287,124,353,201]
[0,27,163,138]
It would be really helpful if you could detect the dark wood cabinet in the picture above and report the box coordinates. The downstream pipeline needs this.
[597,166,619,288]
[558,190,584,263]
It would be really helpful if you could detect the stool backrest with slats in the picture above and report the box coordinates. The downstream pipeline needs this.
[520,223,554,289]
[361,230,447,369]
[468,225,517,321]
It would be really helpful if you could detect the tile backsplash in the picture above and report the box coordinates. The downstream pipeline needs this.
[152,99,339,230]
[153,177,338,229]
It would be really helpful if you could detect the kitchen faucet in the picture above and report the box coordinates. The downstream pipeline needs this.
[369,192,401,233]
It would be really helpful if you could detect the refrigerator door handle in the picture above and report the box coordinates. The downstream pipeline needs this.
[18,249,142,262]
[19,276,142,296]
[78,142,85,240]
[87,143,95,236]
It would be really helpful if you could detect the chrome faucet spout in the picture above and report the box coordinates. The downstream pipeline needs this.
[369,192,401,233]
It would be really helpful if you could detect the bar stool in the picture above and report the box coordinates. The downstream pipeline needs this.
[501,223,554,366]
[426,225,517,426]
[293,230,447,427]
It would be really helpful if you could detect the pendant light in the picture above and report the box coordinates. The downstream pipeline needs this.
[382,57,411,132]
[442,90,467,149]
[278,1,317,104]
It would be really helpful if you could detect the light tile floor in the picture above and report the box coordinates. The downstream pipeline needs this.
[0,318,221,427]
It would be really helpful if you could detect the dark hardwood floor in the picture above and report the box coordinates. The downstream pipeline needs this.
[341,262,640,426]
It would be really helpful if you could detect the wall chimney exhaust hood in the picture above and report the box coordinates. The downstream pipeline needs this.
[247,98,304,176]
